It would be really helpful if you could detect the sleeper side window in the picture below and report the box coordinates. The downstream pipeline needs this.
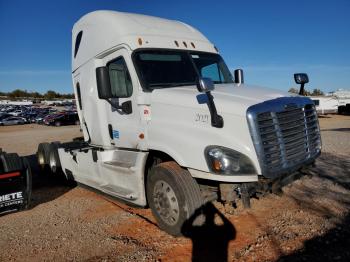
[74,31,83,58]
[108,57,133,98]
[76,83,82,110]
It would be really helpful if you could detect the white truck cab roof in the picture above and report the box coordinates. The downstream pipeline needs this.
[72,10,218,71]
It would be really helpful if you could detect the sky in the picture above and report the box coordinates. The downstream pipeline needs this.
[0,0,349,94]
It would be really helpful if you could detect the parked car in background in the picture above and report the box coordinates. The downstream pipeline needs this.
[0,105,63,124]
[32,113,46,124]
[42,112,63,125]
[0,116,27,126]
[9,110,24,116]
[34,114,47,124]
[0,113,12,121]
[35,110,53,124]
[44,112,79,126]
[21,112,38,123]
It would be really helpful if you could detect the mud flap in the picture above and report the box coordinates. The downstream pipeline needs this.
[0,153,32,215]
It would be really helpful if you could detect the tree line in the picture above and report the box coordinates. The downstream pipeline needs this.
[0,87,325,99]
[288,88,324,96]
[0,89,74,100]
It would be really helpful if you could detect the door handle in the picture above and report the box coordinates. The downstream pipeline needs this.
[108,124,113,139]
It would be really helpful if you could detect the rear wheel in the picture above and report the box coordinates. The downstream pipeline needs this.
[55,121,61,127]
[49,142,62,174]
[338,106,345,115]
[147,161,203,236]
[37,143,51,170]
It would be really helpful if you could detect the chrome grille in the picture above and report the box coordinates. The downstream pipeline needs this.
[247,97,321,178]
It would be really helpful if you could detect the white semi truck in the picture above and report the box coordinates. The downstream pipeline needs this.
[37,10,321,236]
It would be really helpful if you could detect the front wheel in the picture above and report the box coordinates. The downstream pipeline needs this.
[147,161,203,236]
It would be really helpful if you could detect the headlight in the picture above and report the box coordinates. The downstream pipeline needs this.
[205,146,256,175]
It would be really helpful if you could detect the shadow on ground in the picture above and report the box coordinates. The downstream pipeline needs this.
[278,213,350,261]
[182,202,236,262]
[279,152,350,261]
[24,154,74,208]
[321,128,350,132]
[317,115,333,119]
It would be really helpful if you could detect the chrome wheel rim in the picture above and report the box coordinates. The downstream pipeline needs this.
[38,152,45,166]
[153,180,180,226]
[49,153,56,172]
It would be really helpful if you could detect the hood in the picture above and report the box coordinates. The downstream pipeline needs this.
[150,83,294,117]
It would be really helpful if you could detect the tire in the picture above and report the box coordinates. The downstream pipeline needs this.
[36,142,51,169]
[0,152,23,172]
[48,142,62,174]
[55,121,61,127]
[0,149,4,173]
[338,106,346,115]
[346,104,350,114]
[146,161,203,236]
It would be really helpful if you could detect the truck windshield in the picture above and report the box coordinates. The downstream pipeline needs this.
[133,50,233,90]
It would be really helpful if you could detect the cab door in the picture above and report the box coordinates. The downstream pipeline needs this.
[102,48,142,149]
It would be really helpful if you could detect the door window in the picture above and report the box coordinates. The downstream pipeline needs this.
[201,63,223,82]
[108,57,133,98]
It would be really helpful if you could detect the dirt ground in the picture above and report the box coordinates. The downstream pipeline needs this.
[0,124,82,156]
[0,115,349,262]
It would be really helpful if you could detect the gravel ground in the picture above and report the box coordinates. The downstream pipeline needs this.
[317,115,350,156]
[0,115,349,261]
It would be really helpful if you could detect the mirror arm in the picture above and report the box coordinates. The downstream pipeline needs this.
[105,98,121,110]
[205,91,224,128]
[105,99,132,114]
[299,83,305,96]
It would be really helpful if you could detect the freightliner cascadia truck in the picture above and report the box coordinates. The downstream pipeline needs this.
[37,10,321,236]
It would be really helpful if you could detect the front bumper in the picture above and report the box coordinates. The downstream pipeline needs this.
[188,168,258,183]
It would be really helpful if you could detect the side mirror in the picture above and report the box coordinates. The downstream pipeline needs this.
[234,69,244,84]
[197,77,214,93]
[121,101,132,114]
[196,77,223,128]
[294,73,309,85]
[294,73,309,96]
[96,67,112,99]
